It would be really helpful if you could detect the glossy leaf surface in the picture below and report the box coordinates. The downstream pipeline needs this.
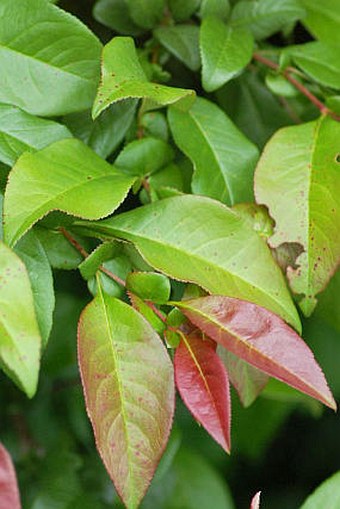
[0,242,41,397]
[78,195,300,329]
[168,98,259,205]
[126,271,171,304]
[175,333,231,452]
[92,37,195,119]
[218,348,268,407]
[115,137,174,177]
[4,138,135,246]
[93,0,143,35]
[0,443,21,509]
[300,0,340,45]
[0,0,102,116]
[154,25,200,71]
[0,104,72,166]
[200,0,230,20]
[200,18,253,92]
[286,42,340,89]
[78,293,174,509]
[300,471,340,509]
[231,0,305,40]
[176,296,336,409]
[255,117,340,315]
[14,230,55,347]
[125,0,165,29]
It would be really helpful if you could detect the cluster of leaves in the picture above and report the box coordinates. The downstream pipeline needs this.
[1,0,340,507]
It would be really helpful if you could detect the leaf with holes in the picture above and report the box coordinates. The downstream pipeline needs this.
[92,37,195,119]
[0,242,41,397]
[255,116,340,316]
[0,443,21,509]
[74,194,300,329]
[78,292,174,509]
[175,295,336,409]
[0,0,102,116]
[175,332,231,452]
[4,138,135,246]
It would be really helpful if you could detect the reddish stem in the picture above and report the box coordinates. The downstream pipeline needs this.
[59,227,89,258]
[253,53,340,122]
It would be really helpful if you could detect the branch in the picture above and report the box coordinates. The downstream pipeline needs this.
[253,53,340,122]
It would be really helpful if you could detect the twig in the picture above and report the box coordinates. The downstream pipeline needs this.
[253,53,340,122]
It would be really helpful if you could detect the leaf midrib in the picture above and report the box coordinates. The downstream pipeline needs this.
[181,304,327,403]
[188,111,234,202]
[98,290,137,504]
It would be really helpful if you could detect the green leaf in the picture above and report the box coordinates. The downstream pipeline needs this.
[4,138,135,246]
[92,37,195,119]
[143,445,235,508]
[199,0,230,20]
[14,230,55,348]
[93,0,144,35]
[232,203,275,239]
[168,0,201,21]
[63,100,137,159]
[300,471,340,509]
[34,227,85,270]
[231,0,305,40]
[314,269,340,334]
[0,0,102,116]
[154,25,201,72]
[286,42,340,89]
[140,112,169,141]
[216,70,293,148]
[299,0,340,45]
[126,0,165,29]
[200,18,254,92]
[255,116,340,316]
[0,242,41,397]
[168,97,259,205]
[78,293,174,509]
[126,271,171,304]
[76,195,301,330]
[79,241,122,280]
[218,348,268,407]
[128,292,166,335]
[115,138,174,177]
[87,257,130,298]
[0,104,72,166]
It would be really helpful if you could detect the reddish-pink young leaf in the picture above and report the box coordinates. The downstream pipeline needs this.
[174,332,231,452]
[78,293,175,509]
[177,296,336,410]
[251,492,261,509]
[0,443,21,509]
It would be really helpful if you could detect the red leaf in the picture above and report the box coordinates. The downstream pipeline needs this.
[78,294,175,509]
[174,332,231,452]
[251,492,261,509]
[177,296,336,410]
[0,443,21,509]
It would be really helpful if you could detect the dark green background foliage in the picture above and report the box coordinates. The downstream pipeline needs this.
[1,1,340,508]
